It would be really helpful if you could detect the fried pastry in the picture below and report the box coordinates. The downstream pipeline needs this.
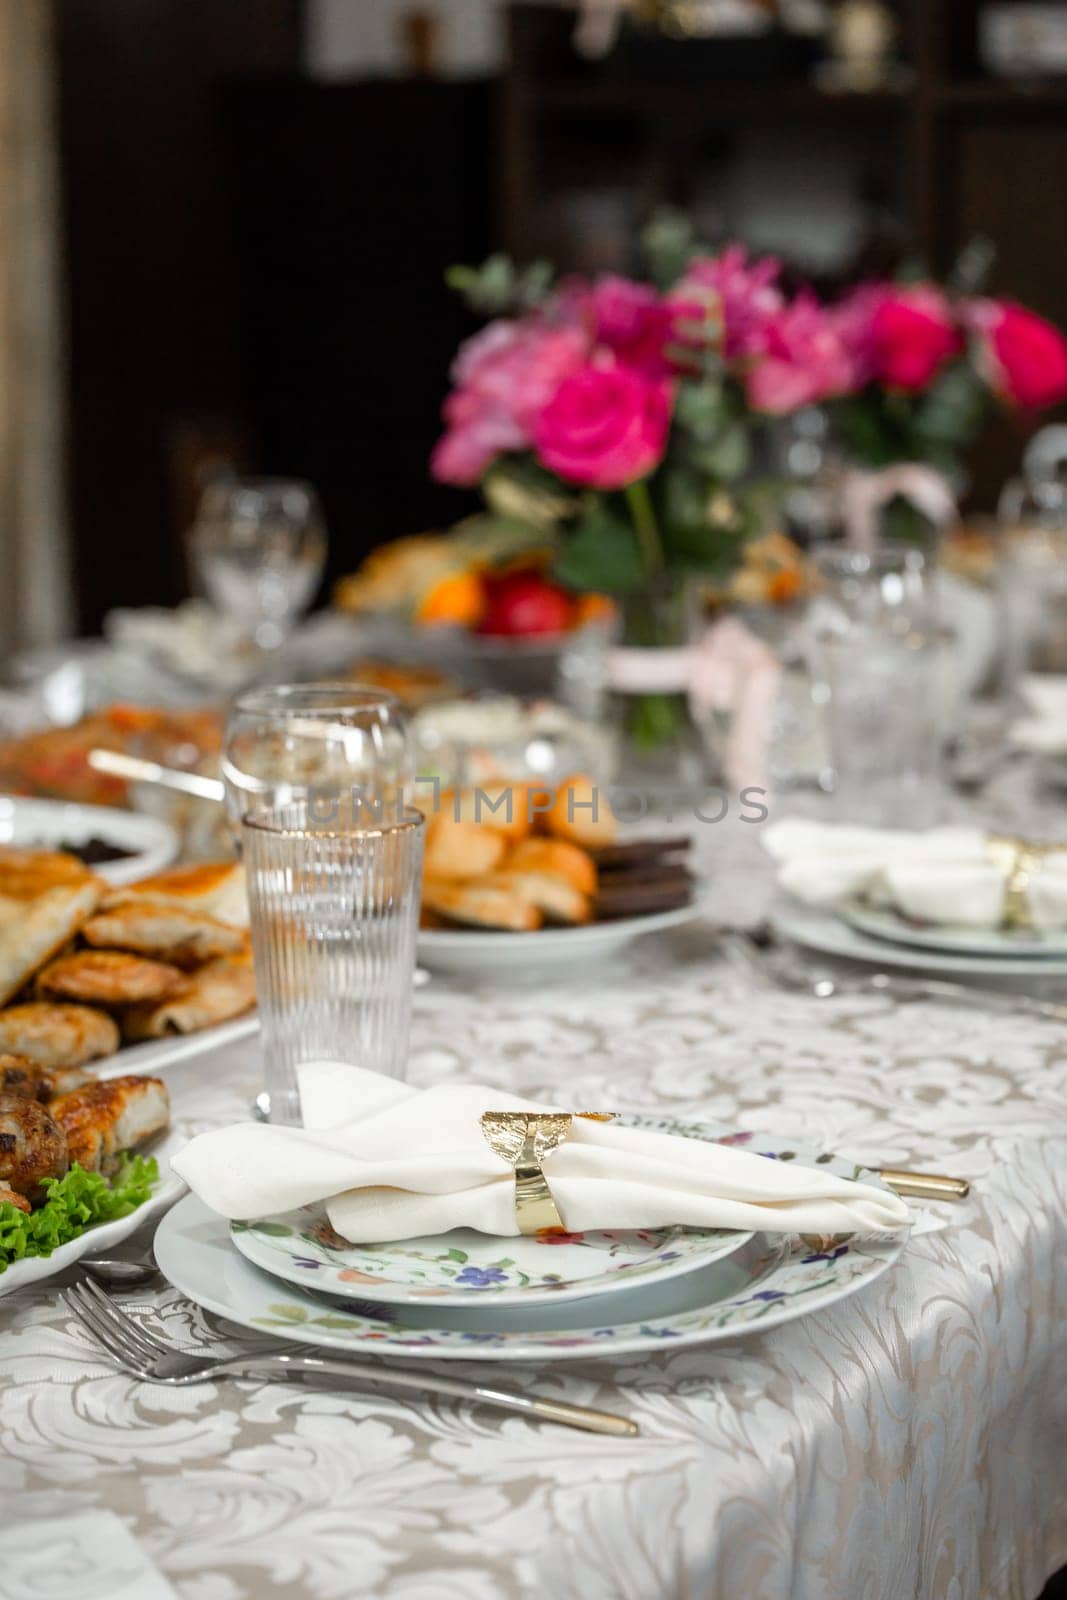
[121,954,256,1040]
[0,1091,68,1200]
[0,845,103,1006]
[485,870,591,926]
[421,878,542,932]
[0,1184,30,1213]
[103,860,247,927]
[503,837,597,896]
[83,902,248,967]
[423,817,507,881]
[0,1053,90,1102]
[438,786,531,844]
[50,1074,170,1175]
[0,1002,120,1067]
[541,774,617,851]
[36,949,184,1005]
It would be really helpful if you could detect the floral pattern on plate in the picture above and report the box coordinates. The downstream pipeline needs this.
[230,1194,748,1308]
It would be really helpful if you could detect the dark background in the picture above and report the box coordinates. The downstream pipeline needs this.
[56,0,1067,632]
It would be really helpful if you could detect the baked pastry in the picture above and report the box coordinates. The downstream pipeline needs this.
[422,817,507,881]
[0,1092,68,1200]
[0,1053,90,1101]
[0,1002,120,1066]
[503,837,597,896]
[421,878,542,932]
[83,903,248,967]
[0,845,103,1006]
[50,1074,170,1174]
[36,949,184,1005]
[103,861,247,928]
[541,775,617,851]
[121,954,256,1040]
[485,870,590,926]
[439,786,531,845]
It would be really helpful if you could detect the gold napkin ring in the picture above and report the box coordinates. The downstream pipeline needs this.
[987,832,1057,930]
[481,1111,616,1235]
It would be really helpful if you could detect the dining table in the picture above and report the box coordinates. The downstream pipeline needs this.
[2,761,1067,1600]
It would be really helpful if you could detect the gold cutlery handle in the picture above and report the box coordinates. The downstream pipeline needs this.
[879,1169,970,1201]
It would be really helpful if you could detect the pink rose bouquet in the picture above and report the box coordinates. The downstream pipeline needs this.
[433,242,1067,602]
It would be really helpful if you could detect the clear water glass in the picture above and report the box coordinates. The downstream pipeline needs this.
[189,479,327,650]
[808,544,930,644]
[242,803,425,1125]
[822,629,944,827]
[222,683,414,839]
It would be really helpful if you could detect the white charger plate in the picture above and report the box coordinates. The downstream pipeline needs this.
[0,795,178,886]
[155,1123,904,1362]
[230,1207,750,1309]
[417,896,705,976]
[775,901,1067,978]
[0,1126,185,1298]
[843,901,1067,959]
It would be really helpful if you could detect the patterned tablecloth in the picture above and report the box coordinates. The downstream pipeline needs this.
[2,802,1067,1600]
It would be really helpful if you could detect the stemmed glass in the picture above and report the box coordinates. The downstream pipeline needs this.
[221,683,415,835]
[188,479,327,651]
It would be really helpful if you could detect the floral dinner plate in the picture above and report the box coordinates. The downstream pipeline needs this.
[229,1207,750,1309]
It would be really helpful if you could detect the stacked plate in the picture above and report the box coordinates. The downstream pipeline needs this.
[155,1117,903,1362]
[775,898,1067,979]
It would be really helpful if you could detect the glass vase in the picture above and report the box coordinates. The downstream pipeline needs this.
[606,575,711,797]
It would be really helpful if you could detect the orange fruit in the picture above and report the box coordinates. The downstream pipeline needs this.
[415,570,486,628]
[571,592,616,628]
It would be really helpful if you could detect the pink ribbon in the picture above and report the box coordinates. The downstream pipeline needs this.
[839,464,956,553]
[607,616,782,792]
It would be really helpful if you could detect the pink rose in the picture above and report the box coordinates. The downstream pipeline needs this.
[967,298,1067,409]
[746,294,854,414]
[432,319,588,485]
[533,359,671,489]
[677,246,784,359]
[586,274,679,377]
[868,285,959,392]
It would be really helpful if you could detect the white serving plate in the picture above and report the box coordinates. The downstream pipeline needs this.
[843,901,1067,959]
[0,795,178,886]
[231,1205,750,1309]
[94,1014,260,1079]
[155,1123,904,1362]
[417,895,706,976]
[0,1126,185,1298]
[775,901,1067,978]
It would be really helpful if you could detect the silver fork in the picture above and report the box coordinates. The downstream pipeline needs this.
[720,930,1067,1022]
[62,1279,638,1438]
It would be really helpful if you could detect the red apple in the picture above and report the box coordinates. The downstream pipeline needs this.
[476,571,573,637]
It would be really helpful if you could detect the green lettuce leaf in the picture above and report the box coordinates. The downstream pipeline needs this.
[0,1154,158,1273]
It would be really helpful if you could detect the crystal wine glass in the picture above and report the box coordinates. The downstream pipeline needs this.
[189,479,327,651]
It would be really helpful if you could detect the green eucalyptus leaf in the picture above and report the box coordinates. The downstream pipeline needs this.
[555,504,646,594]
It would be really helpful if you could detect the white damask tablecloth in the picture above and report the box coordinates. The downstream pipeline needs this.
[2,806,1067,1600]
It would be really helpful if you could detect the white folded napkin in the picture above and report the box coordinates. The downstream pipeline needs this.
[1009,674,1067,754]
[764,818,1067,930]
[171,1061,910,1240]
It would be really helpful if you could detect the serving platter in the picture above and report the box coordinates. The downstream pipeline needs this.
[94,1013,260,1079]
[230,1207,750,1308]
[155,1124,905,1361]
[0,795,178,885]
[417,894,706,976]
[0,1126,185,1298]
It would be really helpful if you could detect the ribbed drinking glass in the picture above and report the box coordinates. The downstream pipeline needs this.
[242,803,425,1125]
